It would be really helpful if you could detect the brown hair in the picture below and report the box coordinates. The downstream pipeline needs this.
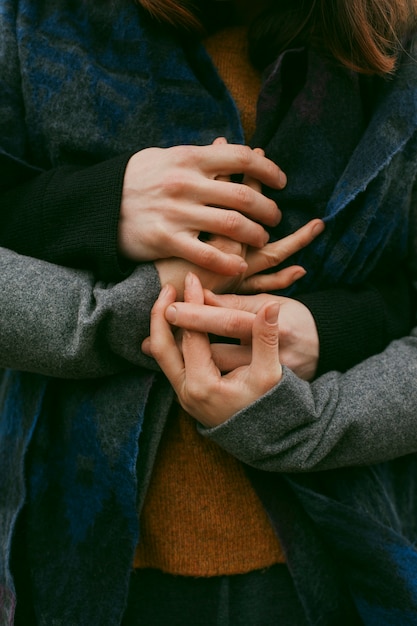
[313,0,411,74]
[138,0,415,74]
[138,0,201,30]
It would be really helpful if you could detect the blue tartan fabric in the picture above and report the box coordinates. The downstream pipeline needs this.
[1,0,417,624]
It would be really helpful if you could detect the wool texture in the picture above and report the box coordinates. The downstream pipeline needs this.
[134,407,285,576]
[0,1,417,624]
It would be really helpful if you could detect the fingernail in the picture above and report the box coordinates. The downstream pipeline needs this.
[165,305,177,323]
[313,221,325,235]
[266,303,279,325]
[279,171,287,187]
[273,208,282,226]
[238,261,248,273]
[294,269,306,280]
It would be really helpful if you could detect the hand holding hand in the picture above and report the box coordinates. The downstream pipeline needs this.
[155,217,324,299]
[145,272,283,427]
[162,291,320,381]
[118,142,286,275]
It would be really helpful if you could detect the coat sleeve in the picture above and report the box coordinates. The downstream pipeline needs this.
[199,333,417,472]
[0,246,161,378]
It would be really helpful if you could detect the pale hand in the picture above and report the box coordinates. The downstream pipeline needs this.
[146,272,283,427]
[118,142,287,276]
[163,291,319,381]
[155,218,324,300]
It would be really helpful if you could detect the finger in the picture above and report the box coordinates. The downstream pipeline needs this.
[203,234,245,257]
[245,218,325,275]
[250,302,282,390]
[200,178,280,227]
[212,136,228,145]
[238,265,306,294]
[183,271,205,305]
[148,284,185,388]
[181,274,221,378]
[212,138,231,183]
[197,143,287,189]
[189,205,270,248]
[210,343,252,372]
[241,147,263,193]
[175,236,248,275]
[203,290,272,313]
[165,301,255,341]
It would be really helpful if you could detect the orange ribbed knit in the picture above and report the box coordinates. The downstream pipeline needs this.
[204,26,262,143]
[134,27,285,577]
[134,407,285,576]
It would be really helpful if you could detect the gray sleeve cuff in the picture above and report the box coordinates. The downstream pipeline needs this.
[197,337,417,472]
[0,247,161,378]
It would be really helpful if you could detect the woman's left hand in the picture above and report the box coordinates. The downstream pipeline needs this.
[146,272,282,427]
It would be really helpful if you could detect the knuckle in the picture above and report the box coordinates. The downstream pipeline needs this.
[223,210,242,234]
[264,332,278,349]
[234,144,253,169]
[261,328,279,349]
[160,172,188,197]
[197,244,217,266]
[235,183,252,209]
[171,144,195,166]
[222,310,244,337]
[264,250,283,269]
[229,293,244,308]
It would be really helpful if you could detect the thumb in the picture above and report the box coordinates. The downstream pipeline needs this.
[251,302,282,388]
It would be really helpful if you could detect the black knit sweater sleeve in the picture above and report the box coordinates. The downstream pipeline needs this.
[295,270,413,377]
[0,152,135,282]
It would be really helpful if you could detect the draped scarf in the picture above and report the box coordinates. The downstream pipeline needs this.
[1,2,417,623]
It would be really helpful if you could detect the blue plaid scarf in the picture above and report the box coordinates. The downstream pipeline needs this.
[1,1,417,623]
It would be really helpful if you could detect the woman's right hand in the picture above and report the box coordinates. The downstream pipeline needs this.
[161,291,320,381]
[118,142,287,276]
